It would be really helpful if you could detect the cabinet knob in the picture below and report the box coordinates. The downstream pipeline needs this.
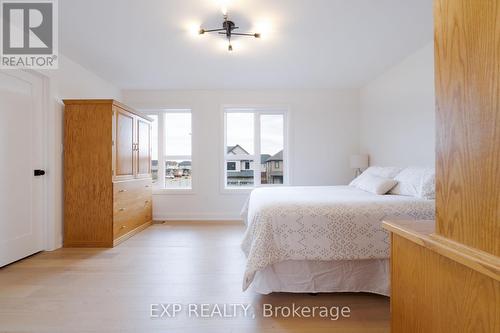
[119,208,125,212]
[118,189,127,193]
[145,200,149,204]
[120,225,127,229]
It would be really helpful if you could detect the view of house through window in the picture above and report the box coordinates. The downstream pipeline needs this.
[146,110,192,190]
[260,114,285,184]
[225,109,286,188]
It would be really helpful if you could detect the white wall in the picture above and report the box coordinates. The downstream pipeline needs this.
[359,43,435,167]
[32,42,435,246]
[123,89,360,220]
[38,54,122,249]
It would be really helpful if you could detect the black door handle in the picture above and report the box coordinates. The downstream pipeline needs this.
[34,169,45,176]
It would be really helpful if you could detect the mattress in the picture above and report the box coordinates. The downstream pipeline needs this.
[241,185,435,291]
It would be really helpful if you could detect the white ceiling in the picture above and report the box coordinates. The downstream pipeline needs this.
[60,0,433,90]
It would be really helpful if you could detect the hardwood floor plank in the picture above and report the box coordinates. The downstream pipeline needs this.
[0,223,389,332]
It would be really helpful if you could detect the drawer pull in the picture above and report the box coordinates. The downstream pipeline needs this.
[145,185,151,188]
[118,208,125,212]
[118,189,127,193]
[120,225,127,229]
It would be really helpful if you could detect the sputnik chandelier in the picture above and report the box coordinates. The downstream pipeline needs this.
[198,12,261,51]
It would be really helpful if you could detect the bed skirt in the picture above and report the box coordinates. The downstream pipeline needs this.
[250,258,390,296]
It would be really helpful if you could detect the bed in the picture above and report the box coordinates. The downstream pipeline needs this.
[241,185,435,295]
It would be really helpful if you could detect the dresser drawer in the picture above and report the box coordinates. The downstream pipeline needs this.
[114,197,151,220]
[114,195,151,215]
[113,180,152,213]
[113,217,137,238]
[112,179,152,239]
[113,179,152,201]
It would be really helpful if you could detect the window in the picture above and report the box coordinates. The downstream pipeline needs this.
[149,114,159,182]
[144,110,192,190]
[224,108,287,189]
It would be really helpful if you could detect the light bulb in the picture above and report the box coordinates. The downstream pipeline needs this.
[253,20,272,40]
[218,0,232,15]
[187,22,203,37]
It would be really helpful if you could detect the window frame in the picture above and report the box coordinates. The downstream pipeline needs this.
[221,106,289,193]
[141,108,194,195]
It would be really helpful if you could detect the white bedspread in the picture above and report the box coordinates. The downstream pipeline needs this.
[241,186,435,290]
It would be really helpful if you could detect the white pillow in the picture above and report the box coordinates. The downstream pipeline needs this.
[355,174,398,195]
[350,166,402,186]
[420,170,435,199]
[390,167,435,198]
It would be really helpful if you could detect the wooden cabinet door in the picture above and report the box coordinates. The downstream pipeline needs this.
[114,108,135,180]
[136,118,151,178]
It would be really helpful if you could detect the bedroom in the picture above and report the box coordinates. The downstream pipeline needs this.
[0,0,498,332]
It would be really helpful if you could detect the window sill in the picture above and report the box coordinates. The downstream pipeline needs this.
[220,187,253,195]
[153,188,196,195]
[220,184,290,194]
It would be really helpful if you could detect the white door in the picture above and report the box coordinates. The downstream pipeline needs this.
[0,70,45,267]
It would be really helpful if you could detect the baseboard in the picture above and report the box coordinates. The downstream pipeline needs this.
[63,240,113,248]
[154,213,244,223]
[154,220,243,225]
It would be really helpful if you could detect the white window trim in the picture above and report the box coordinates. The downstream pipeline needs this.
[220,105,290,194]
[140,108,195,195]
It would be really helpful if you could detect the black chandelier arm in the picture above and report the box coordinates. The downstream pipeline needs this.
[230,32,258,37]
[202,28,226,33]
[217,27,239,32]
[198,12,261,50]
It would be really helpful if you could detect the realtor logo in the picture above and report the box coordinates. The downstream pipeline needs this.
[1,0,58,68]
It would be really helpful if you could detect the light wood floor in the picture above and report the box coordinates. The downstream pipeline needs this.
[0,222,390,333]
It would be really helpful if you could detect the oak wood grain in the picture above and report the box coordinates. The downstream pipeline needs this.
[391,234,500,332]
[136,118,152,178]
[63,102,114,247]
[115,108,135,180]
[434,0,500,256]
[385,2,500,331]
[63,100,153,248]
[63,99,153,121]
[383,220,500,282]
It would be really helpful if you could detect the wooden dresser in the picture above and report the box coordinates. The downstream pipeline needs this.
[63,99,153,247]
[382,0,500,331]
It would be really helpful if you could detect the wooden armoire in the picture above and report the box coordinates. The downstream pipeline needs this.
[63,99,153,247]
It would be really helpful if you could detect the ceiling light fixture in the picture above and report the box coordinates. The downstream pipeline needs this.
[198,12,260,52]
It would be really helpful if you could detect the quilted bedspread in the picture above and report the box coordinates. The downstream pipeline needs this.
[241,186,435,290]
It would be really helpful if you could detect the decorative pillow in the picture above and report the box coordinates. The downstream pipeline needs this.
[366,166,403,179]
[355,174,398,195]
[390,167,435,198]
[349,166,402,187]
